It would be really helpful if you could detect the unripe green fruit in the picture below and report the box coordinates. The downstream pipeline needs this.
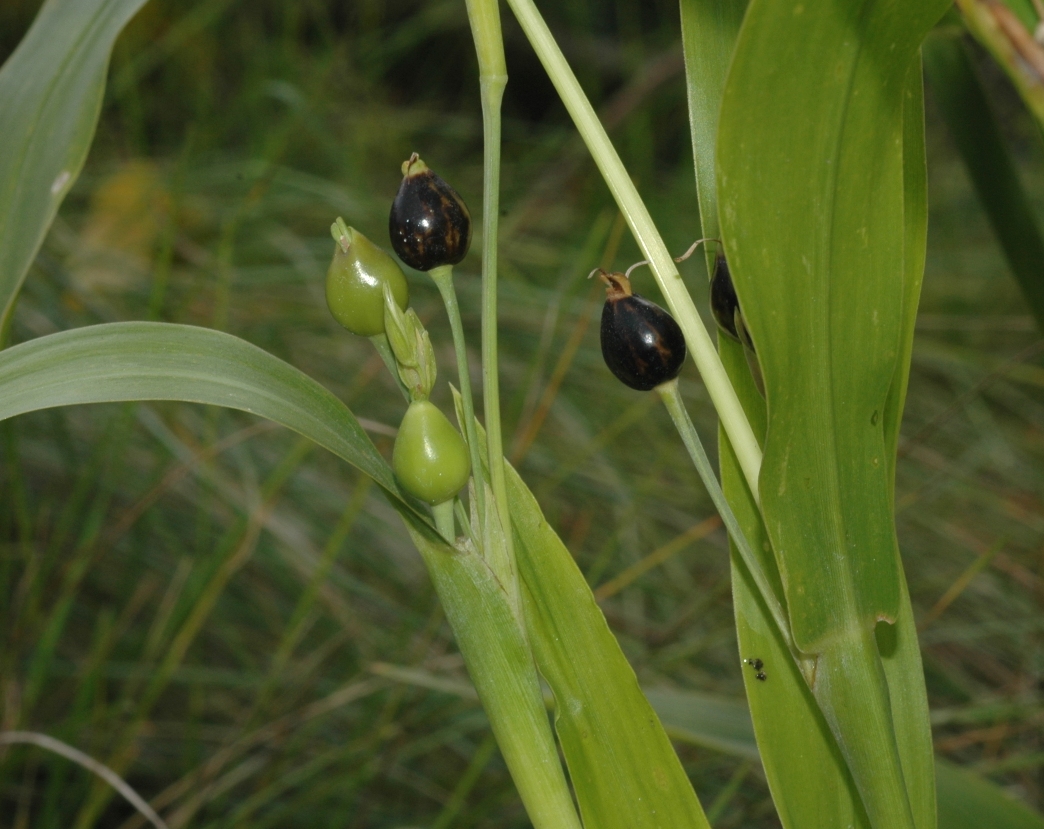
[393,400,471,505]
[326,226,409,337]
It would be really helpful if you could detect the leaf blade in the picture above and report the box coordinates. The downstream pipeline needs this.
[647,687,1044,829]
[0,0,152,338]
[0,320,582,828]
[716,2,948,826]
[0,322,400,497]
[507,462,711,829]
[402,525,583,829]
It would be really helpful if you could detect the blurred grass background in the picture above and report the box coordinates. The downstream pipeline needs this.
[0,0,1042,826]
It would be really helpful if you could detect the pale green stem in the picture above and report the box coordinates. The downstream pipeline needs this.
[656,379,792,652]
[369,333,410,402]
[433,499,456,542]
[504,0,763,503]
[464,0,521,618]
[456,7,583,829]
[428,264,487,526]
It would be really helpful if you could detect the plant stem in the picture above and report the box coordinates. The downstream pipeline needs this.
[464,0,521,616]
[428,264,487,528]
[656,379,792,652]
[504,0,763,503]
[455,7,582,829]
[433,499,456,542]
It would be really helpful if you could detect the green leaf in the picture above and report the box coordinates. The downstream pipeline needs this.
[682,1,880,824]
[878,59,937,829]
[936,760,1044,829]
[646,688,1044,829]
[679,0,747,274]
[0,322,402,499]
[719,0,944,658]
[720,336,871,829]
[716,1,948,826]
[0,0,152,340]
[401,525,582,829]
[922,27,1044,334]
[0,320,581,828]
[507,462,711,829]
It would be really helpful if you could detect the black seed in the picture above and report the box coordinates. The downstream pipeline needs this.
[389,154,471,272]
[599,272,686,392]
[709,253,754,351]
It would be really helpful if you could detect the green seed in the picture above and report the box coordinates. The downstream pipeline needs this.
[393,400,471,505]
[326,224,409,337]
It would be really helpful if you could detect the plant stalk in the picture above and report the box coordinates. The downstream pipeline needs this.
[455,5,582,829]
[429,264,487,530]
[504,0,763,503]
[464,0,521,617]
[656,379,792,651]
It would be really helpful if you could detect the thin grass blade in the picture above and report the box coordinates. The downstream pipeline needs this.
[923,26,1044,334]
[877,58,938,829]
[936,761,1044,829]
[646,688,1044,829]
[954,0,1044,127]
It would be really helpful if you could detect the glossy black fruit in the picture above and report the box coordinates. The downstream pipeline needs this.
[389,154,471,271]
[598,271,686,391]
[709,253,754,351]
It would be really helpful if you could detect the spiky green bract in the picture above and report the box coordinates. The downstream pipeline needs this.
[383,281,437,401]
